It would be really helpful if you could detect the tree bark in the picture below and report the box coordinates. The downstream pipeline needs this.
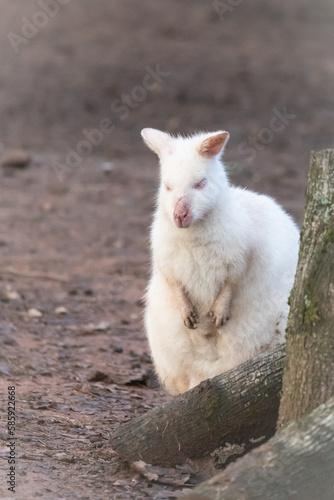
[111,345,285,466]
[278,149,334,429]
[182,396,334,500]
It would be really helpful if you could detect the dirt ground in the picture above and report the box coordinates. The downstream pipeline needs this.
[0,1,333,499]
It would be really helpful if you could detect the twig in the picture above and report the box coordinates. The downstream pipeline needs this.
[4,266,69,283]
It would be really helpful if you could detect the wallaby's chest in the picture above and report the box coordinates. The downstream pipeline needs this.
[165,240,229,301]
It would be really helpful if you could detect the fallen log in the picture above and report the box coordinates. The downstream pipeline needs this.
[111,344,285,466]
[182,396,334,500]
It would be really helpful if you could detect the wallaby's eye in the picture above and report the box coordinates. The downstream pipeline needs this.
[194,178,207,190]
[165,184,171,191]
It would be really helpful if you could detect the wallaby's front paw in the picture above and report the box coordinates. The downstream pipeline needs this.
[208,308,230,327]
[183,309,199,330]
[208,288,232,328]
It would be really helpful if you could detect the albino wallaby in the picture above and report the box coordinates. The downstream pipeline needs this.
[142,128,299,395]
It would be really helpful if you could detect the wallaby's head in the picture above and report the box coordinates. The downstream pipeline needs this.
[141,129,230,228]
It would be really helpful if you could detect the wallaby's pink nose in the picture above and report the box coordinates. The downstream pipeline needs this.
[173,200,192,228]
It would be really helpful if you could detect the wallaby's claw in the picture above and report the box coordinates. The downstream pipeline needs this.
[184,310,199,329]
[184,318,197,329]
[219,314,230,326]
[208,310,230,327]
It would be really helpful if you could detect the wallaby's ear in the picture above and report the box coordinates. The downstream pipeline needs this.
[198,131,230,157]
[141,128,174,157]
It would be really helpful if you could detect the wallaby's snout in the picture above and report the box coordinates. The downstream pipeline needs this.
[173,198,192,228]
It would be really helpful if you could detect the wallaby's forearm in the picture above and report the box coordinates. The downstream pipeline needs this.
[165,273,235,330]
[208,280,234,327]
[164,274,199,329]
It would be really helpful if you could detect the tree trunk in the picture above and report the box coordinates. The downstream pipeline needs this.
[111,345,284,466]
[181,396,334,500]
[278,149,334,429]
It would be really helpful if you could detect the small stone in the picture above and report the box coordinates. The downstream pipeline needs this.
[0,366,10,376]
[95,320,111,331]
[1,149,31,168]
[55,306,68,315]
[55,452,75,463]
[28,308,42,318]
[0,323,15,336]
[41,202,53,212]
[5,290,21,301]
[3,337,18,346]
[69,321,111,336]
[101,161,114,173]
[113,346,123,354]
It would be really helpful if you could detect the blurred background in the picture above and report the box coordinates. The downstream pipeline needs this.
[1,0,334,220]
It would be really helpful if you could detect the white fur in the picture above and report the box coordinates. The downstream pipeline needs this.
[142,128,299,395]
